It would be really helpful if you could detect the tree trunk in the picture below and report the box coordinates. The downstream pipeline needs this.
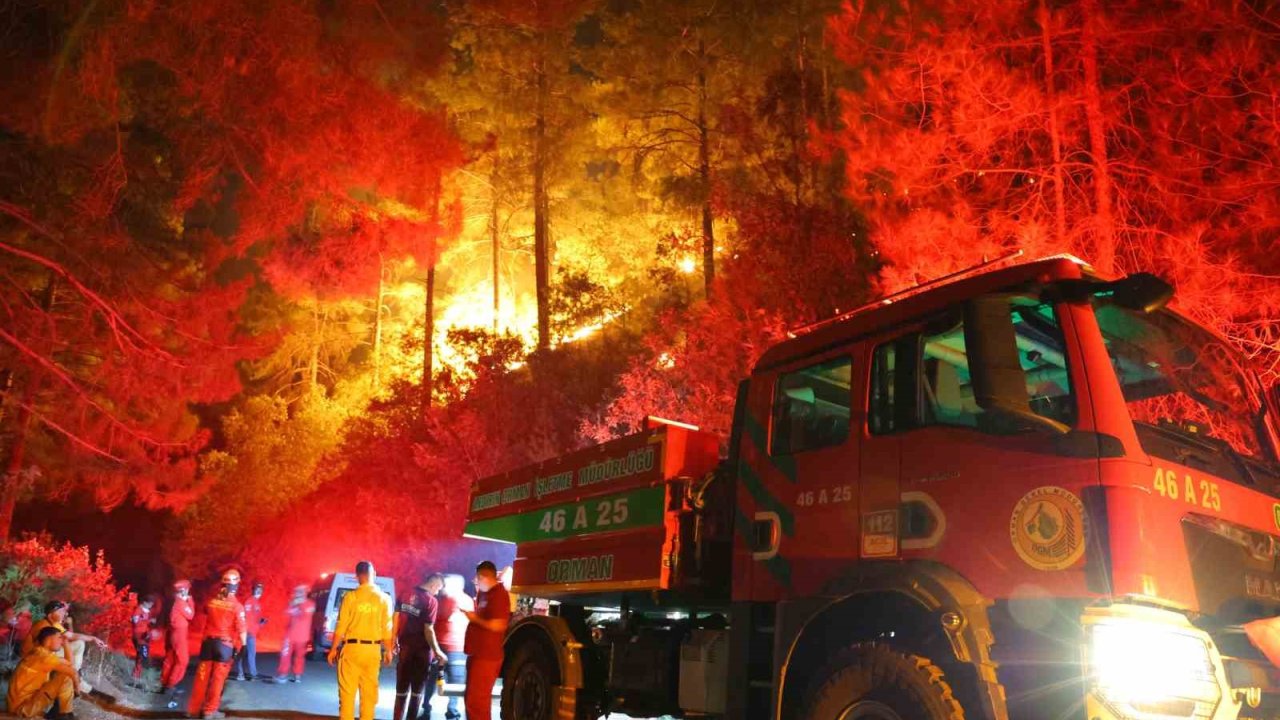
[308,307,321,393]
[0,273,56,541]
[372,252,385,390]
[533,40,552,351]
[491,151,501,334]
[422,262,435,417]
[422,173,441,421]
[0,371,39,542]
[697,42,715,298]
[1080,0,1116,274]
[1039,0,1068,247]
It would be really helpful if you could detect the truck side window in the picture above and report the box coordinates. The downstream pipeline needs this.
[771,356,852,454]
[919,298,1075,431]
[869,297,1075,434]
[869,343,897,434]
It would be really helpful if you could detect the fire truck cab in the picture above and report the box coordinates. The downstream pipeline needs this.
[465,255,1280,720]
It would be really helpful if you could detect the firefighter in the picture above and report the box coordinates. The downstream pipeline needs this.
[6,626,79,719]
[392,574,446,720]
[462,561,511,720]
[433,574,473,720]
[233,581,266,681]
[161,579,195,699]
[24,601,106,661]
[327,560,393,720]
[187,569,247,720]
[274,585,316,683]
[130,595,158,686]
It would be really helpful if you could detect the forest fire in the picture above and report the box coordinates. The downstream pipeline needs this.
[2,1,1280,717]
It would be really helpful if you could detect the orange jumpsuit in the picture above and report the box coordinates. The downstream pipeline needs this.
[161,595,195,689]
[187,594,245,717]
[334,583,393,720]
[464,584,511,720]
[277,598,316,678]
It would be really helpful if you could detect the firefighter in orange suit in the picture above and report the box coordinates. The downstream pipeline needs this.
[327,561,393,720]
[187,569,246,720]
[161,579,195,698]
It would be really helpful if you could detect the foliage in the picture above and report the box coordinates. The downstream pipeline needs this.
[0,537,132,646]
[9,0,1278,591]
[826,0,1280,381]
[168,389,364,576]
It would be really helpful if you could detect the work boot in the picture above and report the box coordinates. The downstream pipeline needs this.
[289,676,301,683]
[272,676,287,684]
[230,674,245,682]
[202,712,226,720]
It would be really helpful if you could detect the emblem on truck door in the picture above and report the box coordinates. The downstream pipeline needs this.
[1009,486,1086,570]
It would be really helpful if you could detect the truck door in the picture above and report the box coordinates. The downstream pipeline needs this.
[858,330,915,564]
[740,349,861,601]
[868,295,1098,598]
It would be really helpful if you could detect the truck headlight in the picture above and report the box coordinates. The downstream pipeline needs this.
[1087,619,1221,720]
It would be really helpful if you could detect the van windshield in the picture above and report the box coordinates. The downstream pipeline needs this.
[1094,303,1269,461]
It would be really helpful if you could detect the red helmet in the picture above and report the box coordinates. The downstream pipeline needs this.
[221,569,242,585]
[173,579,191,591]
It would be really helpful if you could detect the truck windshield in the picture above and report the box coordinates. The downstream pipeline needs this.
[1094,303,1268,461]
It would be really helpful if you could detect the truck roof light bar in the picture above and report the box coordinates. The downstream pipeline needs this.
[787,249,1031,338]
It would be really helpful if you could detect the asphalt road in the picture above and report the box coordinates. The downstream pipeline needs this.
[144,652,644,720]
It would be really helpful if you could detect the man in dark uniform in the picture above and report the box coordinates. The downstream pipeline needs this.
[392,574,446,720]
[130,595,157,687]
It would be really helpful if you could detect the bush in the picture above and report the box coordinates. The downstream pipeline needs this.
[0,536,133,647]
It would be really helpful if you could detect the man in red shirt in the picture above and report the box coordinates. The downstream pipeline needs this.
[233,581,265,681]
[462,562,510,720]
[188,569,247,720]
[130,595,157,685]
[433,574,473,720]
[161,579,195,699]
[274,585,316,683]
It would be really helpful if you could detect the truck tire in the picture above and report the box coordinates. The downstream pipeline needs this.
[501,638,599,720]
[501,639,565,720]
[799,643,965,720]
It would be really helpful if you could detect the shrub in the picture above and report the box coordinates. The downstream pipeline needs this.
[0,536,133,647]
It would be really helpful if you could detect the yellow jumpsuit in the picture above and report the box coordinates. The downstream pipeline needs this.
[334,583,394,720]
[7,647,75,718]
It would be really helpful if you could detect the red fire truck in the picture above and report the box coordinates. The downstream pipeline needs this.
[464,255,1280,720]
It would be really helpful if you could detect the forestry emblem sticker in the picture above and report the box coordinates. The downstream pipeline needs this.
[1010,486,1085,571]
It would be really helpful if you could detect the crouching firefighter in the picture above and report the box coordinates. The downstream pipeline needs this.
[188,569,246,720]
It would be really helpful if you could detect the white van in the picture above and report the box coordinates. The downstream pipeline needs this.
[311,572,396,652]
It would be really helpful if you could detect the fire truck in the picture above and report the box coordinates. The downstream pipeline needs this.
[464,255,1280,720]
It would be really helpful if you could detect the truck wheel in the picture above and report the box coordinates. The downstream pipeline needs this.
[501,640,557,720]
[799,643,964,720]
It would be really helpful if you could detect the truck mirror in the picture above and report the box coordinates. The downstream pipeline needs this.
[1043,272,1172,314]
[964,296,1070,435]
[1108,272,1173,313]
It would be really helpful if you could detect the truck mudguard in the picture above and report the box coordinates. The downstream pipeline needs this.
[775,560,1005,720]
[504,614,587,690]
